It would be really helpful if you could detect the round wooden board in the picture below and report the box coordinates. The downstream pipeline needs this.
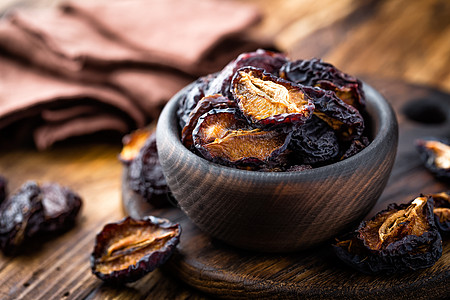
[122,79,450,299]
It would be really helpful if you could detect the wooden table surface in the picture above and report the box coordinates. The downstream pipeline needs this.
[1,0,450,299]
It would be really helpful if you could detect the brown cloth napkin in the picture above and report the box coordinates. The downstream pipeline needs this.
[0,0,265,149]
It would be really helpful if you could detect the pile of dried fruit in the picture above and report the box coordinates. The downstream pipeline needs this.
[334,191,450,274]
[177,50,369,171]
[0,180,82,255]
[416,138,450,182]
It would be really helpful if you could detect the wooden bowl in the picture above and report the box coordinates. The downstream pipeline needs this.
[156,83,398,252]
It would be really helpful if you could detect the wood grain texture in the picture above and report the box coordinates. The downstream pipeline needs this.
[0,0,450,299]
[155,82,397,252]
[125,79,450,299]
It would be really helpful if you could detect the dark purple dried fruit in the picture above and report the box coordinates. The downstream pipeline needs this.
[128,132,171,208]
[119,128,153,164]
[232,67,314,128]
[428,191,450,235]
[340,136,370,160]
[193,108,291,168]
[40,183,82,232]
[416,138,450,182]
[302,86,364,141]
[177,75,212,128]
[0,175,6,204]
[0,181,44,255]
[0,181,82,255]
[91,216,181,284]
[333,196,442,274]
[289,117,339,165]
[280,58,365,109]
[181,94,237,149]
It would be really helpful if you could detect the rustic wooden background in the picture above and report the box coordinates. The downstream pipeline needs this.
[1,0,450,299]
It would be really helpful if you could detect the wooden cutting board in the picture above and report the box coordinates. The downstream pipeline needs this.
[122,78,450,299]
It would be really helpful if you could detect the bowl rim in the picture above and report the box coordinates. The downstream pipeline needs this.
[157,81,397,179]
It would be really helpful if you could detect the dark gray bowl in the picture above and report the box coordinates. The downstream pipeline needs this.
[156,82,398,252]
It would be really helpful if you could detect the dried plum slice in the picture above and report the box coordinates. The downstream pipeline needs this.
[302,86,364,141]
[333,196,442,274]
[280,58,365,109]
[119,128,153,164]
[0,181,44,255]
[181,94,237,149]
[232,67,314,128]
[416,138,450,182]
[40,183,82,233]
[128,132,171,208]
[91,216,181,284]
[428,191,450,235]
[193,108,291,168]
[289,117,339,165]
[340,136,370,160]
[205,49,288,100]
[0,175,6,204]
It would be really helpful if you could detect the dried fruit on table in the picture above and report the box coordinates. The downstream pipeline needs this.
[280,58,365,110]
[181,94,237,149]
[416,138,450,182]
[40,183,82,232]
[119,128,153,164]
[0,181,44,255]
[302,86,364,141]
[193,108,292,169]
[232,67,314,128]
[428,191,450,235]
[128,132,171,208]
[289,117,339,165]
[91,216,181,284]
[333,195,442,274]
[0,175,6,204]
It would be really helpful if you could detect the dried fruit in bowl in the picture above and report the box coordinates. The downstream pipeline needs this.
[333,195,442,274]
[91,216,181,284]
[416,138,450,182]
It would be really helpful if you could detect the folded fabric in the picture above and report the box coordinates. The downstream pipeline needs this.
[0,0,265,149]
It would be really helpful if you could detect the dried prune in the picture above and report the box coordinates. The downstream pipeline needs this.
[333,196,442,274]
[40,183,82,232]
[340,136,370,160]
[0,175,6,204]
[232,67,314,128]
[280,58,365,109]
[205,49,288,100]
[0,181,44,255]
[416,138,450,182]
[302,86,364,141]
[177,75,212,128]
[91,216,181,284]
[193,108,291,168]
[0,181,82,255]
[428,191,450,235]
[289,117,339,165]
[128,132,171,208]
[119,128,153,164]
[181,94,237,149]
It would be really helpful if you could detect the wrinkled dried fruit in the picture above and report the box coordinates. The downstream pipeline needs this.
[302,86,364,141]
[177,75,212,128]
[428,191,450,235]
[289,117,339,165]
[40,183,82,232]
[0,181,82,255]
[0,181,44,255]
[232,67,314,127]
[128,132,171,208]
[334,196,442,274]
[280,58,365,109]
[91,216,181,284]
[119,128,153,164]
[340,136,370,160]
[193,108,291,168]
[181,94,237,149]
[0,175,6,204]
[416,138,450,182]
